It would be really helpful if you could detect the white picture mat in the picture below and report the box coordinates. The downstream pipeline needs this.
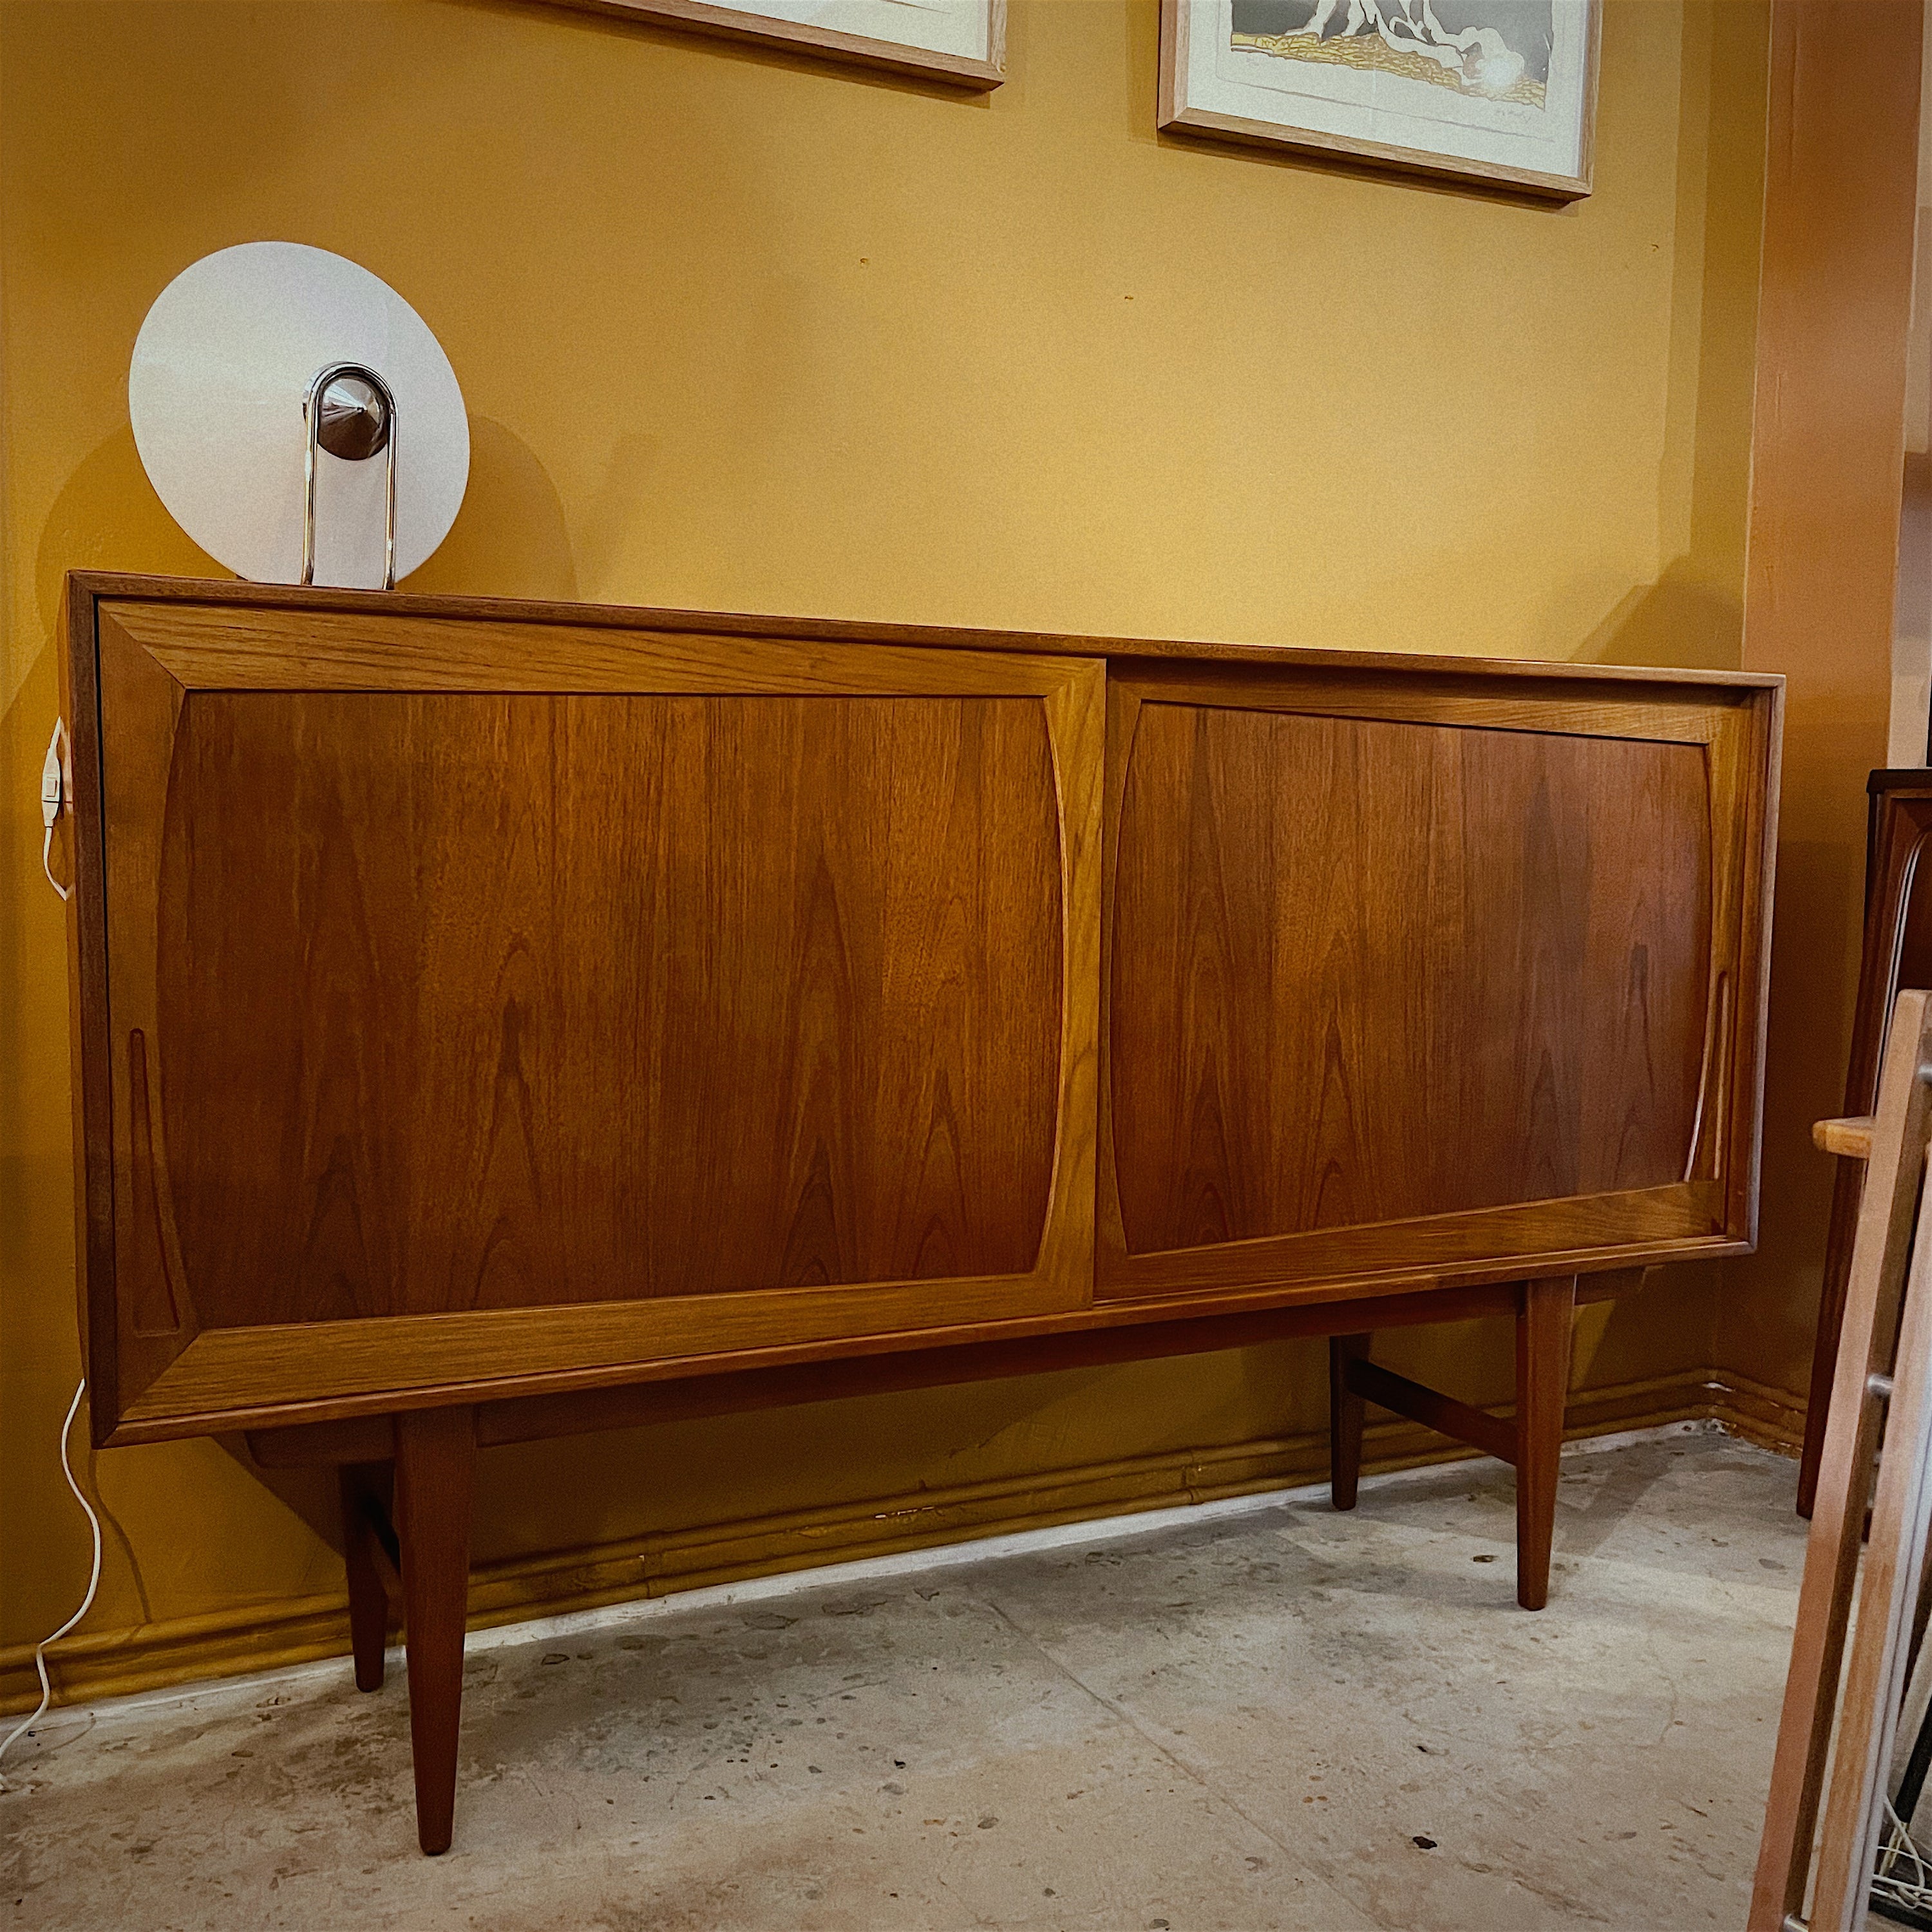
[1177,0,1590,182]
[703,0,989,61]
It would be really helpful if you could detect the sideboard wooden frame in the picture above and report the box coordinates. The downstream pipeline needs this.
[62,578,1784,1448]
[57,573,1783,1857]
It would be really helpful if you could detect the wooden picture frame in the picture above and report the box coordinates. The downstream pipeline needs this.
[538,0,1006,90]
[1159,0,1601,200]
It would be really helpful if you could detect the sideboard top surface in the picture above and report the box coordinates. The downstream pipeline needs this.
[66,572,1786,692]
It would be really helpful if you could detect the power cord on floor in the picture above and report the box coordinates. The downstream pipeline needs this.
[0,1379,103,1792]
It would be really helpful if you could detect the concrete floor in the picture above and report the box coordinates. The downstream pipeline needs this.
[1,1428,1805,1931]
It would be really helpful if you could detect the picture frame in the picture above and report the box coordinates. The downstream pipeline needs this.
[1159,0,1600,200]
[540,0,1006,90]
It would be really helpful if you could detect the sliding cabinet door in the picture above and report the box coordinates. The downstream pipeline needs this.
[72,598,1102,1441]
[1099,660,1779,1303]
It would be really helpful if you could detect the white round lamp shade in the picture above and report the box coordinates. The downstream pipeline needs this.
[129,242,469,589]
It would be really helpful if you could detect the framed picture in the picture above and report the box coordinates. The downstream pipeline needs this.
[542,0,1005,89]
[1159,0,1600,199]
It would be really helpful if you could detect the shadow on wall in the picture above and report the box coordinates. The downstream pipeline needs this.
[404,416,578,602]
[1574,558,1745,674]
[222,1337,1337,1578]
[211,1443,343,1561]
[33,428,213,638]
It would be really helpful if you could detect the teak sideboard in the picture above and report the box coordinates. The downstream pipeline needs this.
[55,574,1783,1853]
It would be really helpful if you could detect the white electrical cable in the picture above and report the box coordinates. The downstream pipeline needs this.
[41,824,68,904]
[1873,1794,1932,1918]
[0,1379,104,1792]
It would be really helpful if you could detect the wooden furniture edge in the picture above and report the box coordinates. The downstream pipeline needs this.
[1797,791,1929,1510]
[1814,1115,1876,1159]
[240,1273,1636,1468]
[1729,676,1785,1247]
[63,574,117,1426]
[1799,788,1925,1511]
[1094,1184,1730,1301]
[66,573,1786,690]
[1810,1150,1932,1922]
[109,1239,1737,1446]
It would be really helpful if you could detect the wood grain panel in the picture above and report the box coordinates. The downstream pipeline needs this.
[106,601,1083,700]
[82,600,1104,1436]
[153,689,1062,1324]
[124,1030,182,1336]
[1109,705,1712,1256]
[98,627,195,1405]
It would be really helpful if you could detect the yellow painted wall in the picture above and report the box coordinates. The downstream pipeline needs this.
[1,0,1771,1694]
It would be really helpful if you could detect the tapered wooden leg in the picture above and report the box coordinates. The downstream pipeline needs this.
[1515,1276,1576,1611]
[395,1407,476,1857]
[1330,1334,1369,1510]
[339,1463,393,1693]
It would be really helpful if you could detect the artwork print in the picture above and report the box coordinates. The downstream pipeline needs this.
[1160,0,1598,198]
[1231,1,1555,108]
